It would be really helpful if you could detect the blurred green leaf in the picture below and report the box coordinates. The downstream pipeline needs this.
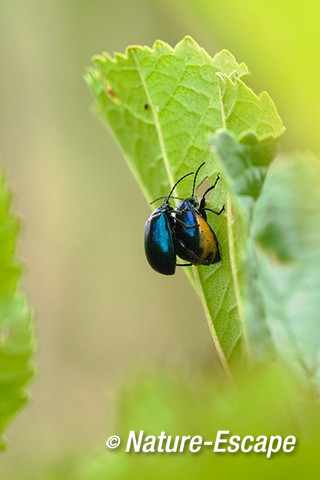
[86,37,283,373]
[211,132,320,394]
[77,368,319,480]
[253,152,320,396]
[210,130,279,362]
[0,174,34,451]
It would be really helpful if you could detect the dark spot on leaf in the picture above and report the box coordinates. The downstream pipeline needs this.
[144,103,149,110]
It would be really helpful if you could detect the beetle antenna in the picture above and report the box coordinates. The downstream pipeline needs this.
[150,195,184,205]
[191,162,206,198]
[165,171,194,203]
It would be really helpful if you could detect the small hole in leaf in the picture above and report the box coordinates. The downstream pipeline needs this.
[196,177,210,199]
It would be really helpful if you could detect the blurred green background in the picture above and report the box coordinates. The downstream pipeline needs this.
[1,0,320,477]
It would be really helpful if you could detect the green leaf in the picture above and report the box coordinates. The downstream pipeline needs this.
[0,174,34,451]
[77,368,317,480]
[252,152,320,396]
[211,134,320,392]
[85,36,284,373]
[210,130,280,362]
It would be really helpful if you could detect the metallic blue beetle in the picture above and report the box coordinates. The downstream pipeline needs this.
[174,162,224,266]
[144,172,196,275]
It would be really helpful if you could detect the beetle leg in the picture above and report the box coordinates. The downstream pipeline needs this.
[199,175,222,211]
[201,174,221,199]
[176,263,193,267]
[203,205,225,216]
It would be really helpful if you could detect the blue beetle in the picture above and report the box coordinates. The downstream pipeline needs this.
[144,171,196,275]
[174,162,225,266]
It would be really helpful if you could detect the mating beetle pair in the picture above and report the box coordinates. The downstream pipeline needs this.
[144,162,225,275]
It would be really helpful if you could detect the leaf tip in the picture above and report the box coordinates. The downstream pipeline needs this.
[152,39,173,54]
[174,35,203,56]
[215,72,226,82]
[180,35,198,46]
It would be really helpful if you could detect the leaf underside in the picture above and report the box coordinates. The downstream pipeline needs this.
[86,36,284,372]
[253,152,320,396]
